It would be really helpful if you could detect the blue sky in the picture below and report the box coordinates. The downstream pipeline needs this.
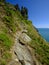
[6,0,49,28]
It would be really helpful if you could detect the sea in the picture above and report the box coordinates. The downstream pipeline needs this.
[38,28,49,42]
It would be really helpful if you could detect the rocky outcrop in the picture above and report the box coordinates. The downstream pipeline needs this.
[19,33,31,44]
[0,2,49,65]
[8,30,36,65]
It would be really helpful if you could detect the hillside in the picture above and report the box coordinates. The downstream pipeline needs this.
[0,1,49,65]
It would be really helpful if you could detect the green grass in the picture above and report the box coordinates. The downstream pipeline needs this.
[3,51,12,61]
[0,59,6,65]
[30,37,49,65]
[0,33,12,50]
[0,1,49,65]
[24,20,49,65]
[0,2,2,4]
[4,15,16,33]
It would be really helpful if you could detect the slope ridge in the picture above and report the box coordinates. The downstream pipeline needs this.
[0,1,49,65]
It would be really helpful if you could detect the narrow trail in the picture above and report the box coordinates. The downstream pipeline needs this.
[8,30,34,65]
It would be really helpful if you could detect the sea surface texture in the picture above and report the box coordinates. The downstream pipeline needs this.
[38,28,49,42]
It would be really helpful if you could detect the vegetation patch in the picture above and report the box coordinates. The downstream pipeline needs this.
[0,59,6,65]
[0,33,12,50]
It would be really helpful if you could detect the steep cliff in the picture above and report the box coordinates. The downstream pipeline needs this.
[0,1,49,65]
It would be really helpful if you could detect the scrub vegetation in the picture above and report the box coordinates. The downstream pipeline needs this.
[0,0,49,65]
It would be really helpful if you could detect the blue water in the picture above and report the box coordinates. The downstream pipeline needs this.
[38,28,49,42]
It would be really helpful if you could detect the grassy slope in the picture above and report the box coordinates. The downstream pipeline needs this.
[0,2,49,65]
[0,2,21,65]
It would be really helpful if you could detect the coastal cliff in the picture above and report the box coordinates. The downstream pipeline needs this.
[0,1,49,65]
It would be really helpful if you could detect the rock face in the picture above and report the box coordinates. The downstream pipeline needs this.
[0,2,49,65]
[20,33,31,44]
[8,31,35,65]
[14,43,33,65]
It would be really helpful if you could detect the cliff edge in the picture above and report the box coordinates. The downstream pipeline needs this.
[0,1,49,65]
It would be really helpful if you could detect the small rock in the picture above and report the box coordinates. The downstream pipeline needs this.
[14,58,19,62]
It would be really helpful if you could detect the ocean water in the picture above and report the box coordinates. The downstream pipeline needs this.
[38,28,49,42]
